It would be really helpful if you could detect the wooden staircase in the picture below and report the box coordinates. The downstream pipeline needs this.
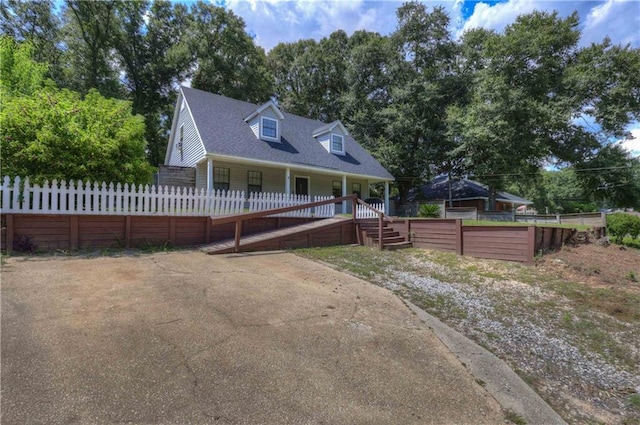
[357,219,412,250]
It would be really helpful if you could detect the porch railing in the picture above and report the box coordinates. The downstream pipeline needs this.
[248,192,335,218]
[355,202,384,219]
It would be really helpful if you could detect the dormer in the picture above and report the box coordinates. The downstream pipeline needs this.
[313,120,348,155]
[244,100,285,142]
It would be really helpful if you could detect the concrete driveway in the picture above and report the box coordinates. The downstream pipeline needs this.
[1,251,504,424]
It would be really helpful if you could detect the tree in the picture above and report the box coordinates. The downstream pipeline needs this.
[267,31,350,121]
[0,38,153,184]
[0,0,64,84]
[61,0,122,98]
[188,1,272,103]
[0,36,48,95]
[448,11,640,210]
[574,144,640,208]
[380,2,459,202]
[113,0,192,166]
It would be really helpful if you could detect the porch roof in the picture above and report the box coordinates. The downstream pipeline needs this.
[182,87,394,181]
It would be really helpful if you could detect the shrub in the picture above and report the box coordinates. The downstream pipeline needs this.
[607,213,640,244]
[418,203,441,218]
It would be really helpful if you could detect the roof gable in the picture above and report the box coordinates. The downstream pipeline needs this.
[312,120,349,138]
[243,100,285,122]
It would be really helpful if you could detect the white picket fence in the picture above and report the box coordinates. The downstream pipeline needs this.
[0,176,337,218]
[248,192,335,218]
[356,202,385,219]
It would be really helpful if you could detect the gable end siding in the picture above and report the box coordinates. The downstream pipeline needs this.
[317,134,330,152]
[249,117,260,138]
[167,108,205,167]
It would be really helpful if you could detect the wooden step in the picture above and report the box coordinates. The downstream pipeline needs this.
[384,241,413,250]
[373,236,406,244]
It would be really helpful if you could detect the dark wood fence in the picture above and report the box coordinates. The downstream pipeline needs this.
[388,219,573,264]
[1,214,329,252]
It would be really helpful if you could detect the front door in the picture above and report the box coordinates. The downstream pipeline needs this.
[295,177,309,196]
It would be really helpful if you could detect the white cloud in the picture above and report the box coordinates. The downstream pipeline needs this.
[219,0,639,51]
[620,126,640,157]
[581,0,640,47]
[457,0,541,37]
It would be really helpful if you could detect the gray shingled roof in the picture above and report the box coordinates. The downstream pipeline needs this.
[416,175,532,204]
[182,87,394,180]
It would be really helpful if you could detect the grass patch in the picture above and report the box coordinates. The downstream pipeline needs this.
[462,219,590,231]
[628,394,640,410]
[504,409,527,425]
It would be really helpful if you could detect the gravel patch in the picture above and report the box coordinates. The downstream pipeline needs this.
[376,257,640,425]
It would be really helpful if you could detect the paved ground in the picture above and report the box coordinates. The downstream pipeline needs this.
[2,251,505,424]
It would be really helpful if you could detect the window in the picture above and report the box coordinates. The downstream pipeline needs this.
[352,183,361,199]
[247,171,262,193]
[213,167,230,191]
[180,98,186,111]
[332,181,342,200]
[178,125,184,161]
[261,117,278,139]
[331,134,344,153]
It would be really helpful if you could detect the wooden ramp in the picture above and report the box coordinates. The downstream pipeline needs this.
[201,217,354,254]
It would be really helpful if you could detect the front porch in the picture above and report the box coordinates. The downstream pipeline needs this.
[194,157,391,215]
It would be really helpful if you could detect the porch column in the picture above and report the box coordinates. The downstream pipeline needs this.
[384,181,390,215]
[207,158,213,191]
[285,167,291,194]
[342,174,347,214]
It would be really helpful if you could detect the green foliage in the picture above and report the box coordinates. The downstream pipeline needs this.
[1,87,153,184]
[189,1,272,104]
[0,36,48,95]
[417,204,441,218]
[607,213,640,244]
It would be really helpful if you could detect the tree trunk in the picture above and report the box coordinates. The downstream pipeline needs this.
[488,184,497,211]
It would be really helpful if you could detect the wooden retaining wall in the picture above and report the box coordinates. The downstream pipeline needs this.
[388,218,572,263]
[462,226,535,263]
[1,214,319,252]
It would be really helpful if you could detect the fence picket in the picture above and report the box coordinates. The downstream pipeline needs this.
[0,176,342,219]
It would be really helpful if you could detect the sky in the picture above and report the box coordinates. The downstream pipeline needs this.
[205,0,640,156]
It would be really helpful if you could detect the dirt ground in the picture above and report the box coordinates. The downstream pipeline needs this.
[541,241,640,295]
[1,251,507,425]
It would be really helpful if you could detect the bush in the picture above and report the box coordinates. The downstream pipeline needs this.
[607,213,640,244]
[418,203,441,218]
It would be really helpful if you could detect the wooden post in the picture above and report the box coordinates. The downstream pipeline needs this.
[125,216,131,248]
[234,219,242,253]
[70,216,79,250]
[526,226,536,265]
[405,219,410,241]
[6,214,14,253]
[205,217,211,244]
[352,197,357,223]
[455,219,463,255]
[378,212,383,251]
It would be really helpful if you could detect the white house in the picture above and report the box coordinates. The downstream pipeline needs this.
[163,86,394,213]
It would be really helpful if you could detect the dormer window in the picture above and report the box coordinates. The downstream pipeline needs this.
[331,134,344,153]
[244,100,285,142]
[313,120,348,155]
[261,117,278,140]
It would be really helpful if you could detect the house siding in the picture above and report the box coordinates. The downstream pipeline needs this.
[195,161,285,194]
[167,107,205,167]
[194,159,369,202]
[317,134,330,153]
[249,118,259,139]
